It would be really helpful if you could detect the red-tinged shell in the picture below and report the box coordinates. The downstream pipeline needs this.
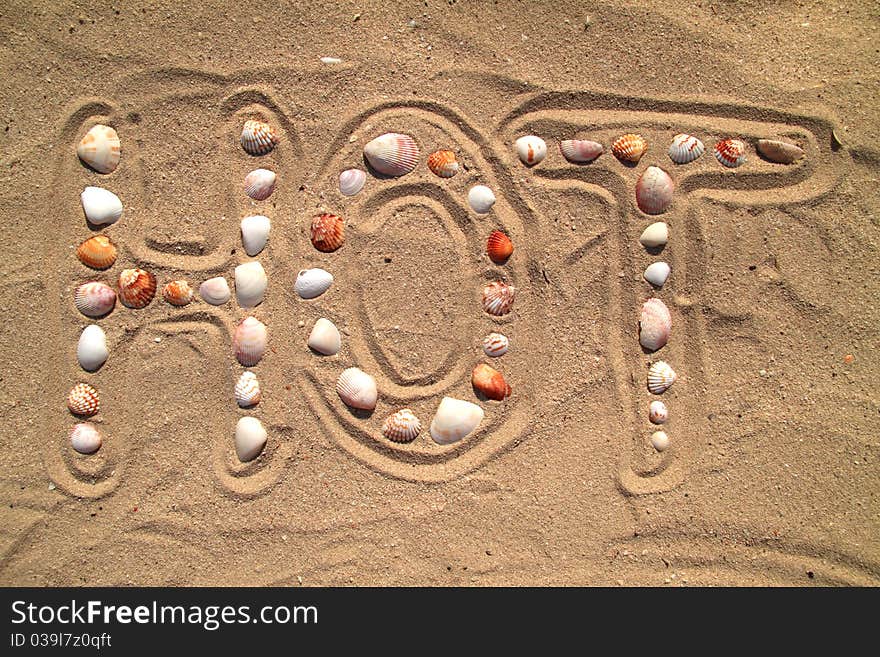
[482,281,516,316]
[639,298,672,352]
[559,139,603,163]
[635,166,674,215]
[487,230,514,264]
[67,383,100,417]
[117,268,157,309]
[240,120,279,156]
[74,281,116,318]
[363,133,420,177]
[472,363,512,401]
[162,280,194,306]
[714,138,747,168]
[427,150,459,178]
[234,316,268,367]
[310,213,345,252]
[612,134,648,163]
[76,235,117,270]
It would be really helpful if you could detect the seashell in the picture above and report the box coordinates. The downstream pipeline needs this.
[76,235,117,270]
[429,396,484,445]
[650,430,670,452]
[162,280,194,306]
[643,262,671,288]
[487,230,514,264]
[363,133,420,176]
[612,134,648,163]
[382,409,422,443]
[234,371,262,408]
[482,332,509,357]
[76,324,108,371]
[199,277,230,305]
[515,135,547,166]
[70,422,102,454]
[649,400,668,425]
[307,318,341,356]
[320,56,343,64]
[310,213,345,252]
[427,150,459,178]
[240,214,271,256]
[240,120,279,156]
[756,139,805,164]
[640,298,672,352]
[234,316,268,367]
[667,134,705,164]
[117,268,156,309]
[76,124,120,174]
[635,166,674,215]
[560,139,603,163]
[234,261,268,308]
[639,222,668,249]
[234,416,267,462]
[67,383,99,417]
[295,268,333,299]
[472,363,512,401]
[74,281,116,318]
[713,138,747,168]
[338,168,366,196]
[243,169,276,200]
[468,185,496,214]
[647,361,677,394]
[81,186,123,226]
[482,281,516,316]
[336,367,378,410]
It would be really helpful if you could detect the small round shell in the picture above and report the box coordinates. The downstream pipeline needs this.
[70,422,103,454]
[339,168,367,196]
[363,133,420,176]
[240,120,279,156]
[635,166,674,215]
[487,230,514,264]
[199,277,231,305]
[649,400,668,425]
[515,135,547,166]
[756,139,805,164]
[482,281,516,316]
[244,168,276,200]
[472,363,512,401]
[162,280,194,306]
[67,383,99,417]
[427,150,459,178]
[667,134,705,164]
[651,430,670,452]
[482,332,509,357]
[76,124,120,174]
[310,213,345,252]
[468,185,496,214]
[714,138,747,168]
[647,361,677,394]
[234,316,268,367]
[336,367,378,410]
[117,268,157,309]
[234,371,262,407]
[76,235,117,270]
[560,139,603,163]
[74,281,117,318]
[612,134,647,163]
[382,409,422,443]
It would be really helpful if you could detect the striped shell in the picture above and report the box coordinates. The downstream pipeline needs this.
[382,409,422,443]
[612,134,648,163]
[515,135,547,166]
[162,280,194,306]
[336,367,378,410]
[640,298,672,352]
[714,138,747,168]
[199,277,230,305]
[756,139,805,164]
[649,400,668,425]
[67,383,99,417]
[560,139,603,163]
[117,268,156,309]
[235,416,267,462]
[482,281,516,316]
[472,363,512,401]
[635,166,674,215]
[76,124,120,174]
[363,133,420,176]
[244,168,276,200]
[667,134,705,164]
[234,371,261,407]
[70,422,103,454]
[427,150,459,178]
[647,361,677,394]
[487,230,514,264]
[76,235,117,270]
[482,332,509,357]
[338,168,366,196]
[234,316,268,367]
[310,213,345,252]
[240,120,279,156]
[74,281,116,318]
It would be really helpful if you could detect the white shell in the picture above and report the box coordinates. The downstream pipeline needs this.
[647,361,677,394]
[320,56,343,64]
[76,124,120,173]
[235,416,267,462]
[234,317,268,367]
[639,298,672,352]
[649,400,668,425]
[482,333,509,357]
[81,186,123,225]
[668,134,705,164]
[639,222,668,249]
[651,430,670,452]
[644,262,671,287]
[240,215,271,256]
[76,324,108,371]
[295,268,334,299]
[336,367,378,410]
[468,185,496,214]
[234,261,268,308]
[429,396,484,445]
[199,277,231,305]
[560,139,603,163]
[382,409,422,443]
[338,168,366,197]
[363,133,420,176]
[515,135,547,166]
[234,371,261,407]
[70,423,102,454]
[308,318,341,356]
[244,169,276,201]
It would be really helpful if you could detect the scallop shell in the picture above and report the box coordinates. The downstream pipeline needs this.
[70,422,103,454]
[515,135,547,166]
[756,139,805,164]
[77,324,108,371]
[429,397,484,445]
[76,124,120,174]
[635,166,674,215]
[81,186,123,226]
[240,214,271,256]
[640,298,672,352]
[612,134,648,163]
[427,150,459,178]
[117,268,156,309]
[667,134,705,164]
[234,371,262,408]
[647,361,677,394]
[482,332,509,357]
[199,277,231,305]
[651,430,670,452]
[468,185,496,214]
[76,235,117,270]
[244,168,276,200]
[382,409,422,443]
[363,133,420,176]
[294,268,333,299]
[240,120,279,156]
[649,400,668,425]
[560,139,603,163]
[336,367,378,410]
[235,416,267,462]
[234,261,267,308]
[162,280,194,306]
[67,383,99,417]
[482,281,516,316]
[307,318,341,356]
[639,222,668,249]
[310,213,345,252]
[643,262,671,287]
[338,168,367,196]
[714,138,747,168]
[74,281,116,318]
[487,230,514,264]
[233,316,268,367]
[472,363,512,401]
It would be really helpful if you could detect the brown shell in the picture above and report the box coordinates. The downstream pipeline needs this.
[471,364,512,401]
[611,134,648,163]
[310,213,345,252]
[67,383,100,417]
[486,230,514,264]
[117,268,157,309]
[162,280,194,306]
[76,235,117,270]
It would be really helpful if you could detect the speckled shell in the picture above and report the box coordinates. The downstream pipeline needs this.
[482,332,509,357]
[649,400,668,425]
[76,235,117,270]
[560,139,603,163]
[234,261,267,308]
[382,409,422,443]
[429,397,484,445]
[612,134,647,163]
[162,280,194,306]
[487,230,514,264]
[70,422,103,454]
[667,134,705,164]
[310,213,345,252]
[338,168,367,196]
[240,120,279,156]
[117,268,156,309]
[647,361,677,394]
[336,367,378,410]
[67,383,99,417]
[472,363,512,401]
[635,166,674,215]
[640,298,672,352]
[234,316,267,367]
[714,138,747,168]
[756,139,805,164]
[81,186,123,226]
[468,185,496,214]
[77,124,120,174]
[235,416,267,462]
[199,277,230,305]
[363,133,420,176]
[482,281,516,316]
[294,268,333,299]
[77,324,108,371]
[74,281,116,318]
[515,135,547,166]
[234,371,261,407]
[244,168,276,200]
[427,150,459,178]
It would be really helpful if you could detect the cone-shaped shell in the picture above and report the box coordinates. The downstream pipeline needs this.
[240,215,271,256]
[308,318,341,355]
[310,213,345,252]
[234,371,261,407]
[199,277,230,305]
[468,185,496,214]
[649,400,668,425]
[363,133,419,176]
[487,230,514,264]
[667,134,705,164]
[77,324,108,371]
[76,235,117,270]
[612,134,647,163]
[240,120,278,156]
[482,281,516,316]
[714,138,747,168]
[234,316,267,367]
[640,298,672,352]
[482,332,509,357]
[234,261,267,308]
[639,222,668,249]
[162,280,194,306]
[382,409,422,443]
[635,166,674,215]
[70,422,103,454]
[67,383,99,417]
[560,139,603,163]
[235,416,267,462]
[651,430,670,452]
[643,262,671,287]
[647,361,677,394]
[339,168,366,196]
[336,367,378,410]
[756,139,805,164]
[244,168,276,200]
[81,186,123,226]
[429,397,484,445]
[74,281,116,318]
[76,124,120,174]
[117,268,156,309]
[427,150,459,178]
[515,135,547,166]
[472,363,512,401]
[295,268,333,299]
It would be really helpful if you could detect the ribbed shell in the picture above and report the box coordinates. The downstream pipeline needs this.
[482,333,509,357]
[117,268,156,309]
[640,298,672,352]
[199,277,231,305]
[162,280,194,306]
[487,230,514,263]
[234,317,267,367]
[240,120,278,156]
[635,166,674,215]
[310,213,345,252]
[67,383,99,417]
[515,135,547,166]
[294,268,333,299]
[647,361,677,394]
[338,168,367,196]
[336,367,378,410]
[234,371,262,407]
[667,134,705,164]
[74,282,117,318]
[363,133,420,176]
[559,139,603,163]
[472,363,512,401]
[244,168,276,200]
[427,150,459,178]
[382,409,421,443]
[76,235,117,270]
[714,138,747,168]
[612,134,648,163]
[76,124,121,174]
[70,422,103,454]
[482,281,516,316]
[756,139,805,164]
[649,400,668,425]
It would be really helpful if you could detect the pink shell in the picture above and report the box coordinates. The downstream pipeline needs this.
[639,298,672,352]
[74,282,117,318]
[233,316,267,367]
[363,133,420,176]
[635,166,674,215]
[559,139,603,163]
[244,168,276,200]
[70,422,103,454]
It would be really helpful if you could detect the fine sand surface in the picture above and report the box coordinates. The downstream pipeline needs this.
[0,1,878,586]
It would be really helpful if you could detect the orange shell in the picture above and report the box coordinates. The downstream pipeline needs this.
[118,268,157,309]
[310,213,345,252]
[67,383,100,417]
[612,134,648,163]
[162,280,194,306]
[76,235,117,270]
[472,364,512,401]
[482,281,516,316]
[427,150,459,178]
[487,230,514,264]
